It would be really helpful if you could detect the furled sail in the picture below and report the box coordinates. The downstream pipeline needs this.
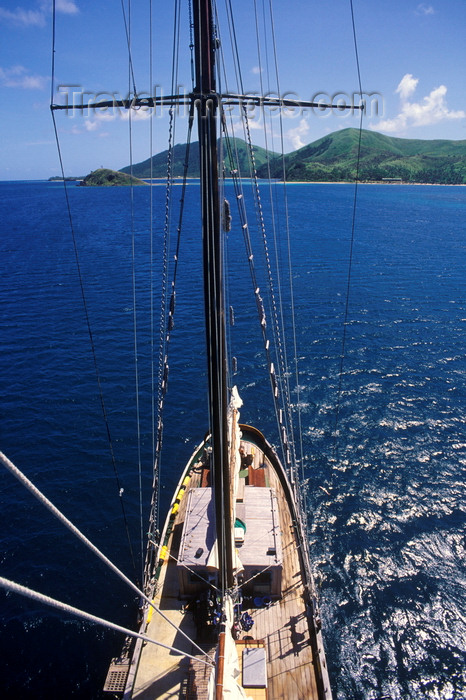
[207,597,250,700]
[228,387,244,575]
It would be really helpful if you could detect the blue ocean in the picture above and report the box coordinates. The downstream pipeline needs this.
[1,181,465,699]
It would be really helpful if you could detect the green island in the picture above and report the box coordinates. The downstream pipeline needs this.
[79,168,148,187]
[120,129,466,184]
[53,130,466,185]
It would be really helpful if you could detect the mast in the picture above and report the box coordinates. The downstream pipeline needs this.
[192,0,234,592]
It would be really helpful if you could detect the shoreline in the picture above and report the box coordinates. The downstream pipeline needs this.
[281,180,466,186]
[2,178,465,186]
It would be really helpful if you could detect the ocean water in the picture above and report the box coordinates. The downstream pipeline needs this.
[0,181,465,699]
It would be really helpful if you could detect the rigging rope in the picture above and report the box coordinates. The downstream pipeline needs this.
[123,0,145,587]
[143,106,175,588]
[149,0,156,501]
[143,2,196,590]
[250,0,309,547]
[333,0,365,459]
[255,0,299,478]
[264,0,309,537]
[120,0,137,96]
[0,450,210,660]
[0,576,213,667]
[49,0,138,579]
[221,1,298,482]
[50,0,56,105]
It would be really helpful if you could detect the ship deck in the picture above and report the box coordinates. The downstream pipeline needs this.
[126,437,329,700]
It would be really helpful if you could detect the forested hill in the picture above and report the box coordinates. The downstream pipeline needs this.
[260,128,466,183]
[120,130,466,184]
[120,138,277,179]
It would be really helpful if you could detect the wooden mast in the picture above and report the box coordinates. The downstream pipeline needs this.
[192,0,234,593]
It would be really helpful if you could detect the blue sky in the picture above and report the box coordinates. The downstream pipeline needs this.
[1,0,465,180]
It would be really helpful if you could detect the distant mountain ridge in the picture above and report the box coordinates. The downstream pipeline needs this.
[121,129,466,184]
[120,138,278,179]
[263,129,466,183]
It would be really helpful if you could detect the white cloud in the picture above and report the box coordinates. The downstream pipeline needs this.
[70,112,115,134]
[81,118,110,137]
[94,112,117,122]
[66,107,151,136]
[54,0,78,13]
[63,113,102,136]
[286,118,310,150]
[251,66,262,75]
[118,107,151,122]
[0,65,48,89]
[396,73,418,101]
[0,7,45,26]
[40,0,78,14]
[371,74,466,134]
[84,119,99,131]
[243,118,263,130]
[416,4,435,15]
[0,0,78,27]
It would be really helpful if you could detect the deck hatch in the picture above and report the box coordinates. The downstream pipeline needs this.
[242,647,267,688]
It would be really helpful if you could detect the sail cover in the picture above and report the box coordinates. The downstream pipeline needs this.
[228,387,244,575]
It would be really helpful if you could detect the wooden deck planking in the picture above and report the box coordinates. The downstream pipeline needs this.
[129,441,321,700]
[244,446,319,700]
